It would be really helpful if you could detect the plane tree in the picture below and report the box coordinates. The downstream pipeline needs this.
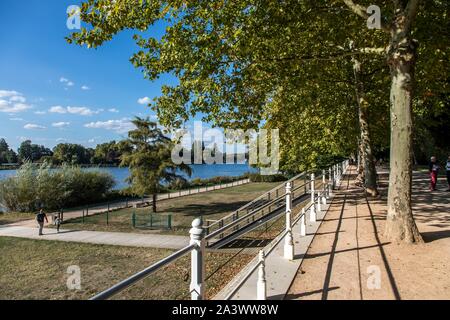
[68,0,448,243]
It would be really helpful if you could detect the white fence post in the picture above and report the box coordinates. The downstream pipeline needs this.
[317,191,322,214]
[310,173,316,222]
[300,208,306,237]
[190,218,205,300]
[285,182,292,213]
[257,250,267,300]
[284,206,294,260]
[329,167,334,197]
[322,170,326,188]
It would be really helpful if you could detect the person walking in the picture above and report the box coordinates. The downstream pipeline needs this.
[54,212,62,233]
[429,156,440,191]
[446,156,450,192]
[36,209,48,236]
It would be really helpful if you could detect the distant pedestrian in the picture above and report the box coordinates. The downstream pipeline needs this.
[54,212,61,233]
[429,156,440,191]
[36,209,48,236]
[446,156,450,192]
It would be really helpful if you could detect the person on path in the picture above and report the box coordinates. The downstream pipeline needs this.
[36,209,48,236]
[429,156,440,191]
[54,212,61,233]
[446,156,450,192]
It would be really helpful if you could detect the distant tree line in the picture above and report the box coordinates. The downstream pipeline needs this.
[0,137,249,167]
[0,138,132,166]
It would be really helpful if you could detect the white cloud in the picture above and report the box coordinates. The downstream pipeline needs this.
[88,138,96,143]
[56,138,67,142]
[60,77,75,88]
[0,90,21,98]
[9,96,26,103]
[10,117,24,121]
[52,122,70,128]
[84,118,135,134]
[138,97,151,105]
[0,90,32,113]
[81,85,90,90]
[49,106,67,114]
[24,124,46,130]
[108,108,119,113]
[67,106,100,116]
[34,110,46,115]
[49,106,101,116]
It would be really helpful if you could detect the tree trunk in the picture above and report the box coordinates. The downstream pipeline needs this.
[351,52,379,196]
[385,14,422,243]
[356,138,365,185]
[152,193,157,213]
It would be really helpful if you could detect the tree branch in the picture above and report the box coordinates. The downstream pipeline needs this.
[404,0,420,30]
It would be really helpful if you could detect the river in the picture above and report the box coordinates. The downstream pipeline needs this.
[0,164,258,190]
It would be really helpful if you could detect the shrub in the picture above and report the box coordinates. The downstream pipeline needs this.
[0,162,115,212]
[248,173,287,183]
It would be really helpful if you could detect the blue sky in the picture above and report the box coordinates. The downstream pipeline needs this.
[0,0,192,150]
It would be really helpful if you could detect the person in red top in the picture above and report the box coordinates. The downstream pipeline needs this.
[429,156,440,191]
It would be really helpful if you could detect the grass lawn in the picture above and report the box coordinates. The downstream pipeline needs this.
[0,236,253,300]
[59,182,280,235]
[0,212,36,226]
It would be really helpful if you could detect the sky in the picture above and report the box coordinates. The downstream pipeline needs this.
[0,0,200,151]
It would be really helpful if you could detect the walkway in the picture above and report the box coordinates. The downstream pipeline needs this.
[0,225,189,249]
[286,166,450,300]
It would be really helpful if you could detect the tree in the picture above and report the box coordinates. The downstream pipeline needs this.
[120,117,192,212]
[0,138,9,163]
[93,141,121,165]
[68,0,447,243]
[18,140,52,163]
[52,143,90,165]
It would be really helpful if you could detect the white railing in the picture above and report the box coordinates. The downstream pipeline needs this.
[222,159,349,300]
[90,160,349,300]
[155,178,250,201]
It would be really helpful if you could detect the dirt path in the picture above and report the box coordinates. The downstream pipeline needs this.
[287,166,450,300]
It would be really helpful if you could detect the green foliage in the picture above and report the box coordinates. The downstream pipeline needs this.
[120,117,192,199]
[0,162,116,212]
[52,143,94,165]
[66,0,448,172]
[0,138,17,164]
[17,140,52,163]
[248,173,286,183]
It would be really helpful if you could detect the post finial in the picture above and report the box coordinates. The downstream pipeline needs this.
[190,218,204,241]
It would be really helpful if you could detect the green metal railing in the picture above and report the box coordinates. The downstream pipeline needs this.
[131,212,172,230]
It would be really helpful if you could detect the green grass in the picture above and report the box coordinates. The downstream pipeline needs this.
[0,212,36,225]
[59,182,280,235]
[0,236,253,300]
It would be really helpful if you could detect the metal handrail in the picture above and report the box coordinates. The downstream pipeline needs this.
[206,172,307,232]
[90,243,196,300]
[206,173,326,242]
[88,160,348,301]
[223,185,328,300]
